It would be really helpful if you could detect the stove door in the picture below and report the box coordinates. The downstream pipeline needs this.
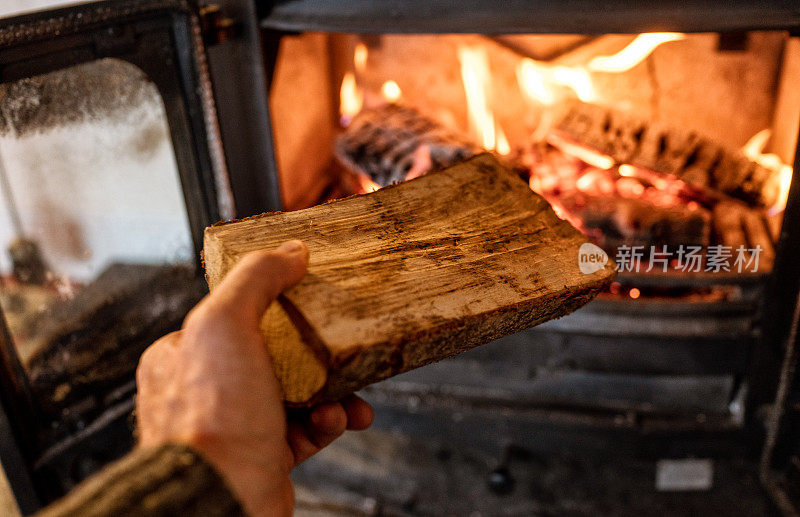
[761,314,800,515]
[0,0,276,510]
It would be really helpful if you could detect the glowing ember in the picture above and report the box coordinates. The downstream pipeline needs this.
[357,174,381,193]
[547,132,615,170]
[742,129,794,215]
[381,80,402,102]
[617,177,646,197]
[458,46,497,151]
[339,72,363,126]
[589,33,685,73]
[354,42,368,73]
[629,288,641,299]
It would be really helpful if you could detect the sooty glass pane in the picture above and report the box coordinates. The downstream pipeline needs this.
[0,59,203,430]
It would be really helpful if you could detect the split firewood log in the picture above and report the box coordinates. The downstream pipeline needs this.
[204,154,615,406]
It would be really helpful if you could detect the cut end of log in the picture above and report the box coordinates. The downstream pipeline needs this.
[261,303,328,404]
[204,154,615,407]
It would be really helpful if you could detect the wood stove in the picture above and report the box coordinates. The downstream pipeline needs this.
[0,0,800,514]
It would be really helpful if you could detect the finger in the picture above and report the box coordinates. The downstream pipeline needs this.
[136,332,182,445]
[341,395,374,430]
[287,420,323,466]
[286,403,348,465]
[136,332,182,389]
[309,402,348,437]
[206,240,309,325]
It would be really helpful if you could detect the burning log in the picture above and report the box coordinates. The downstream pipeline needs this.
[560,191,711,251]
[335,104,478,186]
[556,102,782,208]
[712,201,775,272]
[203,154,615,407]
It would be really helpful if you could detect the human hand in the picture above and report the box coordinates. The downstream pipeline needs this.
[136,240,373,517]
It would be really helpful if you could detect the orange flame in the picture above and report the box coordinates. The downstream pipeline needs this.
[742,129,793,214]
[354,42,368,73]
[589,33,685,73]
[496,125,511,156]
[339,72,363,126]
[381,80,402,102]
[743,129,773,158]
[517,59,556,105]
[357,174,380,193]
[516,58,595,105]
[551,66,595,103]
[458,46,496,150]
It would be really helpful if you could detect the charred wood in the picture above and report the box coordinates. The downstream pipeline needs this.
[556,102,781,208]
[335,104,479,186]
[560,192,711,251]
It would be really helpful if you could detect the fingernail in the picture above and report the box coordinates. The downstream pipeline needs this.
[277,239,305,254]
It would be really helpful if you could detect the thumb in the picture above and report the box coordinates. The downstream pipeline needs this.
[207,240,309,325]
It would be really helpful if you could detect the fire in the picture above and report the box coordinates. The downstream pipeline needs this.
[742,128,771,157]
[516,59,596,105]
[339,72,363,126]
[551,66,595,103]
[517,32,685,108]
[458,46,496,150]
[357,174,381,193]
[547,132,615,170]
[496,126,511,156]
[457,46,517,155]
[381,80,402,102]
[589,33,685,73]
[773,167,794,215]
[742,129,793,214]
[354,42,368,73]
[517,59,555,105]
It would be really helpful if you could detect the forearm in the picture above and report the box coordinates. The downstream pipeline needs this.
[37,444,245,517]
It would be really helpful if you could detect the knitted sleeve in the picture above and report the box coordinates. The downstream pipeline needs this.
[37,444,246,517]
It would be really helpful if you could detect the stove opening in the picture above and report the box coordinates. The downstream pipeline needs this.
[270,31,799,303]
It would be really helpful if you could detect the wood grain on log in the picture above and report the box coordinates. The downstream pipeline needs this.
[204,154,615,406]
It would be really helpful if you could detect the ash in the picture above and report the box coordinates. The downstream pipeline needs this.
[0,58,161,135]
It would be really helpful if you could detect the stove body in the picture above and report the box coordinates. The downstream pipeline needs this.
[0,0,799,513]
